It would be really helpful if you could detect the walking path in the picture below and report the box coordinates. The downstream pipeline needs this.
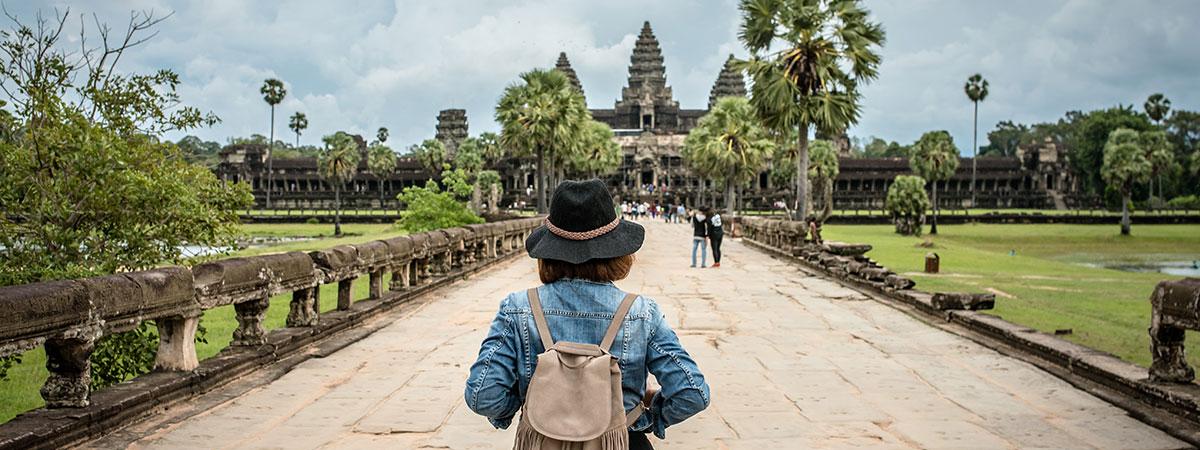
[90,220,1187,449]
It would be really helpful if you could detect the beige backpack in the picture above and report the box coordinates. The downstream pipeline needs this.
[514,288,644,450]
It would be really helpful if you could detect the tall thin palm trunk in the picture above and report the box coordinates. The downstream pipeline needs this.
[930,181,940,235]
[1121,191,1131,235]
[267,106,275,209]
[795,126,810,221]
[334,182,342,236]
[971,101,978,207]
[536,145,547,213]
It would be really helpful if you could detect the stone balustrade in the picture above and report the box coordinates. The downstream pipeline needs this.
[0,217,543,412]
[1149,278,1200,383]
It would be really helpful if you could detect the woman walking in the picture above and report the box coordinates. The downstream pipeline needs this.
[705,207,723,269]
[465,179,710,450]
[690,207,708,268]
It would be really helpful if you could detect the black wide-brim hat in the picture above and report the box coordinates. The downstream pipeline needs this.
[526,179,644,264]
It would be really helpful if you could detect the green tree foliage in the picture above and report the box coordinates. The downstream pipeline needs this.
[807,140,840,222]
[260,78,287,208]
[861,137,909,158]
[496,68,588,213]
[376,126,389,143]
[1102,128,1152,235]
[395,165,484,232]
[909,130,959,234]
[1067,106,1153,195]
[1144,93,1171,125]
[288,112,308,147]
[682,97,773,211]
[477,170,503,214]
[1141,130,1176,201]
[411,138,447,175]
[885,175,929,236]
[176,135,223,167]
[366,142,397,208]
[0,10,248,386]
[738,0,885,220]
[568,120,623,178]
[980,120,1029,157]
[318,132,362,236]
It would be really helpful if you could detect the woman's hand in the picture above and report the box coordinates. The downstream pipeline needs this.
[642,387,659,407]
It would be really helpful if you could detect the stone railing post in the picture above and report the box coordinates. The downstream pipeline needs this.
[154,314,200,371]
[41,334,96,408]
[368,270,383,299]
[287,287,319,327]
[1149,278,1200,383]
[390,261,411,291]
[232,296,269,346]
[338,278,354,310]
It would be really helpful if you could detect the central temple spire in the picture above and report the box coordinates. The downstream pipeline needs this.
[615,21,679,130]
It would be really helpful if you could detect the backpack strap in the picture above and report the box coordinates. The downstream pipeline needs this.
[600,293,639,351]
[527,288,554,351]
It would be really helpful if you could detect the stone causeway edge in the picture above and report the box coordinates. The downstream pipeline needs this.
[734,217,1200,447]
[0,218,542,450]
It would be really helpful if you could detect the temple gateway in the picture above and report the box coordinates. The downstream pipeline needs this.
[215,21,1084,211]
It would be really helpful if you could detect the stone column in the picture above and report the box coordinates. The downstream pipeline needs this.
[390,263,410,291]
[1150,320,1194,383]
[155,315,200,371]
[287,287,319,327]
[338,278,354,310]
[369,270,383,299]
[41,335,96,408]
[232,296,270,346]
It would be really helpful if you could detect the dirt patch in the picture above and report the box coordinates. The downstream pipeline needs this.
[985,287,1016,299]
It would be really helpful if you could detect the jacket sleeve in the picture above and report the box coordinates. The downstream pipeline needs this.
[642,301,711,439]
[464,297,522,429]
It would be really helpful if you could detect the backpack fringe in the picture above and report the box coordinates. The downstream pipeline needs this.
[514,417,629,450]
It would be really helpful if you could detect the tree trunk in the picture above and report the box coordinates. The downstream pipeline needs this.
[971,101,978,208]
[267,106,275,209]
[334,182,342,236]
[930,181,940,235]
[794,125,810,221]
[535,145,547,213]
[471,183,482,213]
[1121,191,1131,235]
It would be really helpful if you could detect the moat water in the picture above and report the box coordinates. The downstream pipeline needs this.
[1081,260,1200,277]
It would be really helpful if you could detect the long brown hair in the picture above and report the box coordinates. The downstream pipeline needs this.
[537,254,635,284]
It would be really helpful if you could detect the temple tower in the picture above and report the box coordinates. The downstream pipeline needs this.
[555,52,584,96]
[615,21,680,131]
[435,109,468,156]
[708,54,747,108]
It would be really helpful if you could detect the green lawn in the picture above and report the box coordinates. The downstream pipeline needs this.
[0,223,404,423]
[822,223,1200,369]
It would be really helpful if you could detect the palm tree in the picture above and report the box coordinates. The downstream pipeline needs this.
[1102,128,1151,235]
[682,97,773,211]
[318,132,361,236]
[366,142,397,209]
[964,73,989,207]
[411,138,447,175]
[496,69,588,213]
[260,78,287,208]
[1143,93,1171,201]
[909,130,960,235]
[288,112,308,148]
[808,140,840,224]
[568,120,623,179]
[1144,93,1171,125]
[738,0,886,221]
[377,127,389,144]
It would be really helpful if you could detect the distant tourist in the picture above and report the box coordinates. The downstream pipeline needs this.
[465,179,710,449]
[705,207,723,268]
[638,202,647,220]
[676,204,686,224]
[690,207,708,268]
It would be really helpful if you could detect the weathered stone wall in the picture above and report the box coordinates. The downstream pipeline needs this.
[0,217,543,449]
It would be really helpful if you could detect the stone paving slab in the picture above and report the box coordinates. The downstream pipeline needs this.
[93,221,1188,449]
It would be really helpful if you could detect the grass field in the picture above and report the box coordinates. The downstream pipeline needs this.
[0,223,403,423]
[821,223,1200,370]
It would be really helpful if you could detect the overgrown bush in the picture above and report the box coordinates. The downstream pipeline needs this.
[886,175,930,236]
[1167,195,1200,209]
[395,165,484,232]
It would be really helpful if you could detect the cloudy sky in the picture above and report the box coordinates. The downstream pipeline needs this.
[11,0,1200,154]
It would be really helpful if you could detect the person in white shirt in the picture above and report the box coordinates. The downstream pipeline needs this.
[704,207,724,268]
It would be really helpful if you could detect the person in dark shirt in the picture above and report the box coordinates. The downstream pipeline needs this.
[704,207,724,268]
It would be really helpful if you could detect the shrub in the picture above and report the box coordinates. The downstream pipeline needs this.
[305,217,320,225]
[1167,195,1200,210]
[886,175,930,236]
[395,166,484,232]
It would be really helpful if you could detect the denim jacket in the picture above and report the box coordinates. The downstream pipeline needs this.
[464,279,710,439]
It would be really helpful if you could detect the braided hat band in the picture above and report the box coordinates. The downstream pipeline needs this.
[544,217,621,241]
